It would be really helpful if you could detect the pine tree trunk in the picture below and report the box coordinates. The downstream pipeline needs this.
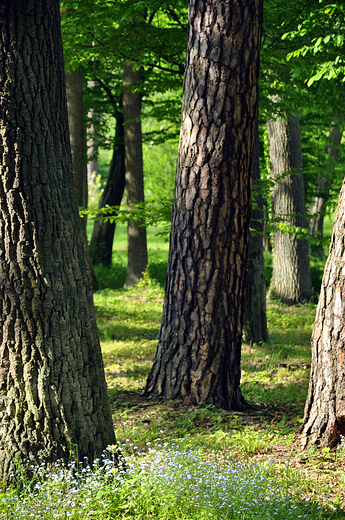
[0,0,115,483]
[309,119,342,258]
[267,115,312,304]
[299,178,345,449]
[243,122,269,344]
[123,65,147,287]
[90,111,126,266]
[145,0,263,409]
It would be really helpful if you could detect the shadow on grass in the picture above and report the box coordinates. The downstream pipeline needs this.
[98,323,159,342]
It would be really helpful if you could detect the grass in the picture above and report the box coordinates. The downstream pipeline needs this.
[2,225,345,519]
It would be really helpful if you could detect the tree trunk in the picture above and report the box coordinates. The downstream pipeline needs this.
[86,81,99,182]
[123,65,147,287]
[66,67,98,290]
[243,121,269,344]
[145,0,263,409]
[65,67,88,230]
[0,0,115,483]
[90,110,126,266]
[267,115,312,304]
[309,119,342,258]
[299,178,345,449]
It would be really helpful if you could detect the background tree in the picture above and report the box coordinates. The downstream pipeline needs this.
[0,0,115,482]
[90,97,126,266]
[123,64,147,286]
[243,120,269,344]
[145,0,263,409]
[267,114,312,304]
[61,0,187,274]
[309,119,342,258]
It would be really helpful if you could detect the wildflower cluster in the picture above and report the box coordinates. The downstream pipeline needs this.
[125,442,317,519]
[0,448,125,519]
[0,442,329,519]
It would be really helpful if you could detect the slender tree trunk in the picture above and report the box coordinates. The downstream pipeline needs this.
[123,65,147,287]
[243,121,269,344]
[66,67,98,290]
[267,115,312,304]
[145,0,263,409]
[65,67,88,231]
[90,110,126,266]
[87,81,99,182]
[309,118,342,258]
[0,0,115,483]
[299,178,345,449]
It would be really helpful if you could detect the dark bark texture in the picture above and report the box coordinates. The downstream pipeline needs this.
[243,123,269,344]
[123,65,147,287]
[0,0,115,482]
[90,113,126,266]
[145,0,263,409]
[299,179,345,449]
[267,115,312,304]
[309,119,342,258]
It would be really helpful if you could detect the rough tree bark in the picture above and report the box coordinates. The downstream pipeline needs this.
[123,65,147,287]
[90,110,126,266]
[145,0,263,409]
[267,115,312,304]
[299,178,345,449]
[243,121,269,344]
[309,119,342,258]
[0,0,115,483]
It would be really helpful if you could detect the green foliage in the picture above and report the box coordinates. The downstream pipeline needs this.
[94,262,127,290]
[61,0,187,145]
[82,197,173,241]
[284,3,345,85]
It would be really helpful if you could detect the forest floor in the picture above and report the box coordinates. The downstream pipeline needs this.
[93,279,345,517]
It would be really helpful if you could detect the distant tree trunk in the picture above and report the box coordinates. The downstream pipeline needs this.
[0,0,115,483]
[243,121,269,344]
[90,110,126,266]
[66,67,98,290]
[309,118,342,258]
[123,65,147,287]
[86,81,99,182]
[145,0,263,409]
[263,205,272,252]
[267,115,312,304]
[299,178,345,449]
[65,67,88,232]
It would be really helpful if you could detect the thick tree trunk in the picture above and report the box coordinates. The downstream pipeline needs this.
[267,115,312,304]
[90,111,126,266]
[145,0,263,409]
[123,65,147,287]
[309,119,342,258]
[299,179,345,449]
[243,122,269,344]
[0,0,115,483]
